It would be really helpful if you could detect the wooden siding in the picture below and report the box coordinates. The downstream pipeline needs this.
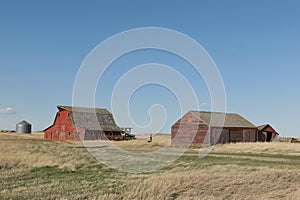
[171,112,209,144]
[45,110,84,140]
[84,130,123,140]
[171,111,258,145]
[44,109,123,141]
[210,127,256,145]
[211,128,229,145]
[257,125,278,142]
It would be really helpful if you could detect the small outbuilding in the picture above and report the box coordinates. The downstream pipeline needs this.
[257,124,279,142]
[171,111,257,145]
[44,105,123,141]
[16,120,32,134]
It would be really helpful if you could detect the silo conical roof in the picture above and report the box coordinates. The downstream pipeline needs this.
[17,120,31,125]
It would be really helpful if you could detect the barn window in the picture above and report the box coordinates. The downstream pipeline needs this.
[58,113,60,117]
[68,132,70,136]
[68,113,71,117]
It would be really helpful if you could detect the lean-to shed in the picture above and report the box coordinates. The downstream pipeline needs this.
[257,124,279,142]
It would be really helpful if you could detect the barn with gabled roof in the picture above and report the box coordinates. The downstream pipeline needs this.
[257,124,279,142]
[44,106,123,141]
[171,110,258,145]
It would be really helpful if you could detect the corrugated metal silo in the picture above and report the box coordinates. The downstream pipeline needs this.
[16,120,32,134]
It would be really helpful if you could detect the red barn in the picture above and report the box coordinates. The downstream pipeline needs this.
[171,111,257,145]
[257,124,279,142]
[44,106,123,141]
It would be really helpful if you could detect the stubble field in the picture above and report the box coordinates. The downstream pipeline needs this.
[0,132,299,199]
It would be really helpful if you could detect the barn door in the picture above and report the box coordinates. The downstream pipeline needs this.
[266,132,272,142]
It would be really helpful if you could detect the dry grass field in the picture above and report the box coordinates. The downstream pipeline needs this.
[0,132,299,199]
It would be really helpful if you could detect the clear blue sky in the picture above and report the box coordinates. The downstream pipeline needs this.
[0,1,299,137]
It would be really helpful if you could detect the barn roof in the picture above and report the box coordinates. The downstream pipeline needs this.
[257,124,269,131]
[57,105,122,132]
[190,111,256,128]
[57,105,111,114]
[257,124,279,135]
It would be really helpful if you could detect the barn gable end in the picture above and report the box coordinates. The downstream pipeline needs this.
[171,111,209,145]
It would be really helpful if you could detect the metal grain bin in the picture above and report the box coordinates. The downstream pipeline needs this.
[16,120,32,134]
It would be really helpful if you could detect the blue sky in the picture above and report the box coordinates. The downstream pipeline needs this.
[0,1,299,137]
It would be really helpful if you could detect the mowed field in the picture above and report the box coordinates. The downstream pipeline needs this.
[0,132,299,199]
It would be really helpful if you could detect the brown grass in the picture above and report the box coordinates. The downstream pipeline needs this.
[212,142,300,155]
[0,132,299,199]
[0,132,93,169]
[111,134,171,152]
[123,167,300,200]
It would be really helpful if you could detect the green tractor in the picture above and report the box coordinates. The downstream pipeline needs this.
[123,132,136,140]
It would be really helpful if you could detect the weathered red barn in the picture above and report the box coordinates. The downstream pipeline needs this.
[171,111,258,145]
[257,124,279,142]
[44,106,123,141]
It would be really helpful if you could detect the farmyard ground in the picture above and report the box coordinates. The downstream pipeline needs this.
[0,132,299,199]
